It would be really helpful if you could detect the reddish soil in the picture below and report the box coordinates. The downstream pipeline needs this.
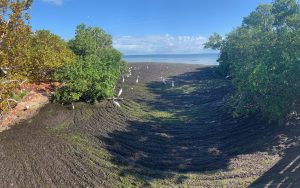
[0,82,59,131]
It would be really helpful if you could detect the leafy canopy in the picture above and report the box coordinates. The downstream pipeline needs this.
[30,30,76,81]
[54,24,128,103]
[205,0,300,123]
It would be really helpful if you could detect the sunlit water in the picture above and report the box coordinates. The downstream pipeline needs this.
[124,53,219,65]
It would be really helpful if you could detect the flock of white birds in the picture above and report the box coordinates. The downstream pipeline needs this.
[112,65,175,108]
[70,65,176,109]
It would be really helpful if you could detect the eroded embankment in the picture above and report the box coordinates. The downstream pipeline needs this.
[0,63,299,187]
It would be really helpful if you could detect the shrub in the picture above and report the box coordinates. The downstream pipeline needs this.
[0,0,33,114]
[205,0,300,123]
[68,24,113,57]
[0,0,32,79]
[54,24,127,103]
[29,30,76,81]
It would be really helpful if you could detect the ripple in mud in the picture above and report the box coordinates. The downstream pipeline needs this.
[0,63,299,187]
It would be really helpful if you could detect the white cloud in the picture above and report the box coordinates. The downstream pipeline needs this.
[42,0,64,6]
[113,34,210,55]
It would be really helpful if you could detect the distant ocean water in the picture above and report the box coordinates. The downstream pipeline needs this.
[124,53,219,65]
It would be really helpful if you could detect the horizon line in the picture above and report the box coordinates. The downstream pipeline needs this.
[123,52,219,56]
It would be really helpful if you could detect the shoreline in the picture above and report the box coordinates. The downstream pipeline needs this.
[127,61,219,65]
[127,61,217,66]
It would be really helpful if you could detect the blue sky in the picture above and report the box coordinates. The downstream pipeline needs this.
[32,0,272,54]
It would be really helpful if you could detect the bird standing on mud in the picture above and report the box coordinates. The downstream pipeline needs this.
[160,76,166,84]
[127,67,132,77]
[113,99,121,107]
[136,76,140,84]
[117,88,123,98]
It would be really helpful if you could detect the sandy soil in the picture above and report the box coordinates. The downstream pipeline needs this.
[0,91,49,132]
[0,63,299,187]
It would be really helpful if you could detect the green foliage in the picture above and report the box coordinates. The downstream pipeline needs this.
[204,32,223,50]
[205,0,300,123]
[30,30,76,81]
[68,24,112,57]
[271,0,300,29]
[242,4,274,31]
[54,24,127,103]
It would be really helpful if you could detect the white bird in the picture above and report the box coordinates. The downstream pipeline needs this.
[136,76,139,84]
[127,69,132,77]
[226,75,231,79]
[122,76,125,83]
[117,88,123,97]
[113,100,121,107]
[146,65,149,69]
[71,103,75,110]
[172,81,175,87]
[162,77,166,84]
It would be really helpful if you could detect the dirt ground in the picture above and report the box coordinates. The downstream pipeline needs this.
[0,91,49,132]
[0,63,299,187]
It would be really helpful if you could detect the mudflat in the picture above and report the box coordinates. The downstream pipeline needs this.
[0,63,299,187]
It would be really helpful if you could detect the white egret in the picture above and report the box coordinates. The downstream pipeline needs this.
[122,75,125,83]
[136,76,139,84]
[117,88,123,97]
[113,100,121,107]
[127,69,132,77]
[172,81,175,87]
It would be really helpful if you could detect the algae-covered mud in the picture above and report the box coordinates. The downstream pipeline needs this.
[0,63,299,187]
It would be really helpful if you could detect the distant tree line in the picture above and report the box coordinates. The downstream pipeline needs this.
[205,0,300,123]
[0,0,127,115]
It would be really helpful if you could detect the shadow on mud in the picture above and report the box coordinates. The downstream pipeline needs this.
[250,146,300,188]
[99,67,299,184]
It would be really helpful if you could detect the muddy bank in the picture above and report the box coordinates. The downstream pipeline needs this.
[0,63,299,187]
